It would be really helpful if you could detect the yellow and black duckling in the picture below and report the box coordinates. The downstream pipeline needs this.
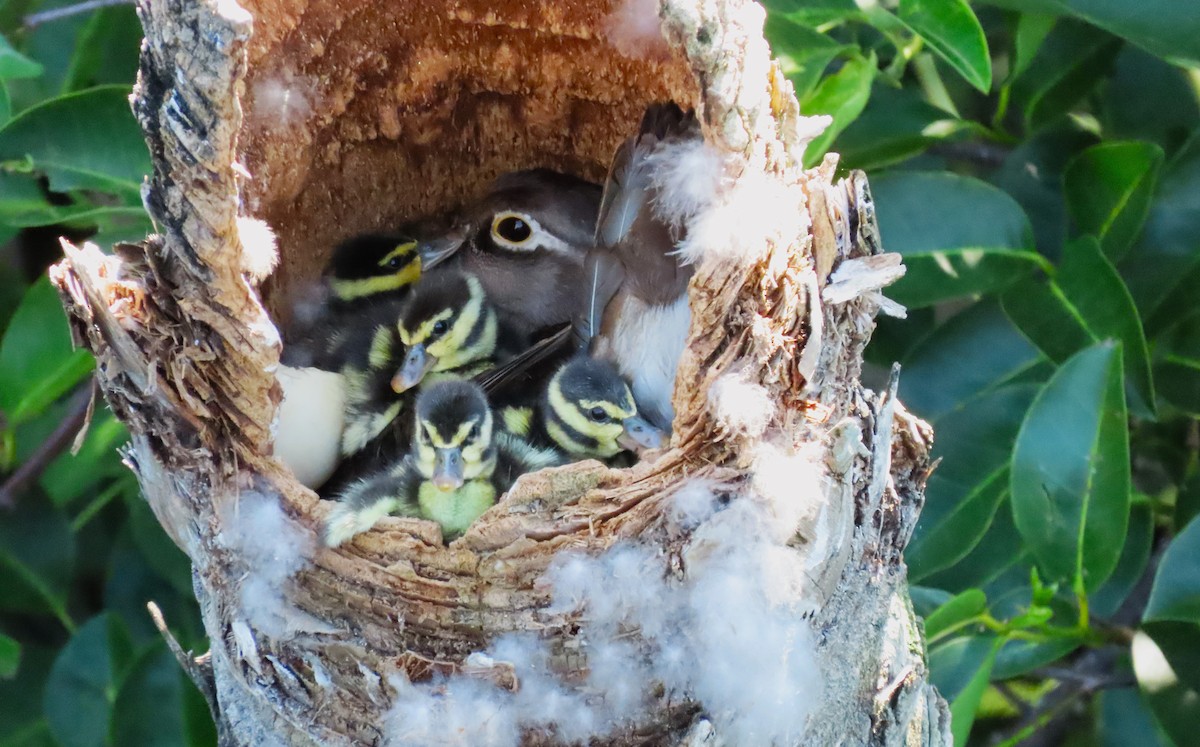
[282,233,422,369]
[338,270,512,461]
[418,169,603,344]
[275,234,423,488]
[324,380,554,546]
[500,356,665,463]
[584,103,701,433]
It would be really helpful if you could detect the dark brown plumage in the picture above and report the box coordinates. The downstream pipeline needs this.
[418,169,602,345]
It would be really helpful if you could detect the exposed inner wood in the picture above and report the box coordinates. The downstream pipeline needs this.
[237,0,698,317]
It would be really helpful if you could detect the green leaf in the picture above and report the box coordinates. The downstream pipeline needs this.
[1097,687,1175,747]
[0,645,58,745]
[872,172,1045,308]
[1121,130,1200,336]
[0,35,43,81]
[993,638,1080,680]
[42,614,134,747]
[1002,237,1156,418]
[901,301,1044,422]
[0,172,58,223]
[1092,504,1153,618]
[1011,343,1131,593]
[923,497,1028,595]
[928,636,1000,745]
[125,489,193,594]
[908,385,1038,582]
[765,17,848,102]
[112,644,214,747]
[1100,47,1200,155]
[1010,13,1057,82]
[1053,0,1200,65]
[40,407,128,507]
[1132,630,1200,747]
[991,125,1099,258]
[763,0,860,27]
[1144,621,1200,694]
[923,589,986,641]
[837,83,960,171]
[1145,517,1200,624]
[1177,470,1200,534]
[950,646,998,746]
[896,0,991,92]
[911,586,954,618]
[0,494,75,623]
[928,635,996,701]
[0,277,94,425]
[0,85,148,195]
[1009,18,1122,131]
[61,5,143,93]
[801,53,876,168]
[0,633,19,679]
[1065,141,1164,260]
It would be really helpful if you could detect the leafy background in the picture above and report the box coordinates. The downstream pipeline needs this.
[0,0,1198,744]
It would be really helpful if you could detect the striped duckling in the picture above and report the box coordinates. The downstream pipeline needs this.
[501,356,665,463]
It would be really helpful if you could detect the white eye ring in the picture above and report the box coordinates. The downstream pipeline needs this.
[491,211,536,249]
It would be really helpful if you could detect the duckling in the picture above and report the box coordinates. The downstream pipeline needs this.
[584,103,701,433]
[282,233,422,368]
[324,380,553,546]
[274,234,422,488]
[500,356,665,462]
[418,169,602,344]
[339,270,510,460]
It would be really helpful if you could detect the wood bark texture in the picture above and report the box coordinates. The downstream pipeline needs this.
[49,0,951,744]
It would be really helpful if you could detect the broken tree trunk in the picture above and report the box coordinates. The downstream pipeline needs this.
[50,0,950,743]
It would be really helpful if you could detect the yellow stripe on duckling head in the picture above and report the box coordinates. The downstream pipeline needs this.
[429,284,497,371]
[400,309,453,347]
[547,383,623,458]
[331,272,414,301]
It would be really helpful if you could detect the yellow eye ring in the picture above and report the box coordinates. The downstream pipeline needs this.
[490,212,535,248]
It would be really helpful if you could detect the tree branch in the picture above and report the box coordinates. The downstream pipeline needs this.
[0,385,92,509]
[24,0,132,28]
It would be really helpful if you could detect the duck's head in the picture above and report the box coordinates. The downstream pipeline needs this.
[412,381,496,491]
[543,357,665,459]
[418,170,601,269]
[393,272,497,392]
[327,234,422,301]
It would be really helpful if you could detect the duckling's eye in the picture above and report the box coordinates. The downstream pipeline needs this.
[492,214,533,245]
[432,320,450,336]
[468,424,480,440]
[385,256,404,270]
[588,407,609,423]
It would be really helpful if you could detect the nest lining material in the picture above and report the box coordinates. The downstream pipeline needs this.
[48,0,947,743]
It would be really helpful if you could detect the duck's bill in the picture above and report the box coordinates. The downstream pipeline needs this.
[417,231,466,271]
[432,447,465,491]
[618,415,666,452]
[393,344,436,392]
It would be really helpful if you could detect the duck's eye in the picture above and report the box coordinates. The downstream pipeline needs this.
[432,320,450,336]
[492,214,533,245]
[588,406,609,423]
[468,424,480,440]
[385,256,404,270]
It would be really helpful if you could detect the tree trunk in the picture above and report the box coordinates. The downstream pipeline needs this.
[50,0,950,744]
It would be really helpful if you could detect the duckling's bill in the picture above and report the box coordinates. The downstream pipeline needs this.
[618,414,665,452]
[432,447,466,491]
[393,343,435,392]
